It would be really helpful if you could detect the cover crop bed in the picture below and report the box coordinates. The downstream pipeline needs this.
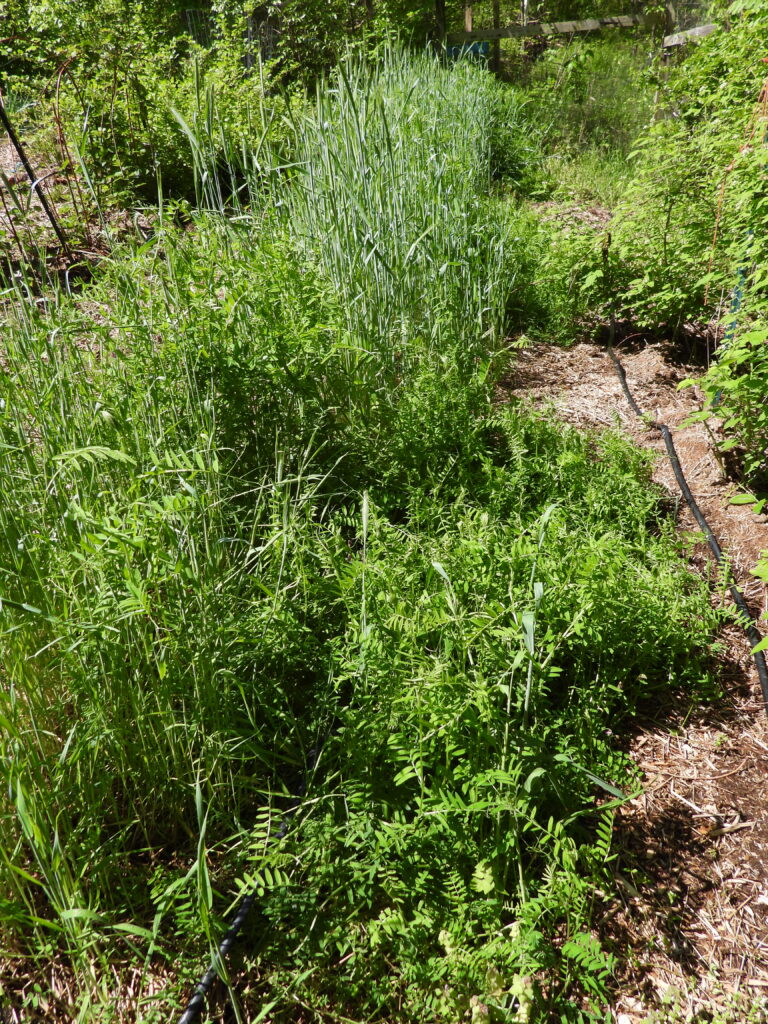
[0,50,716,1021]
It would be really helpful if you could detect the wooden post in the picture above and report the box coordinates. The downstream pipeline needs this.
[665,2,677,34]
[464,4,473,33]
[492,0,500,73]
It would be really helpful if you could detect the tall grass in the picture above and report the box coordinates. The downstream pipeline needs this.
[286,50,512,349]
[0,49,717,1021]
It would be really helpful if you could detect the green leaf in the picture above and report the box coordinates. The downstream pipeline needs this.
[59,908,102,922]
[522,610,535,655]
[582,269,603,290]
[471,861,495,895]
[524,767,546,793]
[110,922,156,940]
[52,446,136,466]
[555,754,625,799]
[431,561,450,583]
[729,493,757,505]
[741,329,768,345]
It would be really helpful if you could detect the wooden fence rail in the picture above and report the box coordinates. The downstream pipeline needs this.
[662,23,717,48]
[448,14,650,44]
[447,5,676,45]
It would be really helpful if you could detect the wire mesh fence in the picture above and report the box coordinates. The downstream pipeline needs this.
[182,7,281,63]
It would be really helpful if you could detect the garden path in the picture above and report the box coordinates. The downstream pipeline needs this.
[500,336,768,1021]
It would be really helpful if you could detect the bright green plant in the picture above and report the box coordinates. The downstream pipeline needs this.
[591,3,768,490]
[600,5,768,325]
[530,2,768,503]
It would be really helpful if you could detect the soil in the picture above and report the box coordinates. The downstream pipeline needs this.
[0,134,123,273]
[0,136,70,252]
[530,199,613,232]
[500,338,768,1021]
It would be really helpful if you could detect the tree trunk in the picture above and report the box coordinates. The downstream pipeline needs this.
[434,0,446,43]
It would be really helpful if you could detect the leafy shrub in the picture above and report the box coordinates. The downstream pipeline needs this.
[0,0,303,203]
[602,5,768,328]
[695,325,768,482]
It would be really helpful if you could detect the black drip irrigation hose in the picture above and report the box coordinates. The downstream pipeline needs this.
[178,743,322,1024]
[607,344,768,710]
[177,889,261,1024]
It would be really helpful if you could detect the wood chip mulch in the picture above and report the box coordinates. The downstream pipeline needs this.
[499,338,768,1022]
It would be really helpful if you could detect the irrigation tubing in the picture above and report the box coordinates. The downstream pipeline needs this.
[177,742,322,1024]
[607,344,768,710]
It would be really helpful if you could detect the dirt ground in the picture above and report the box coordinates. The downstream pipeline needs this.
[0,134,117,268]
[500,338,768,1022]
[0,136,65,249]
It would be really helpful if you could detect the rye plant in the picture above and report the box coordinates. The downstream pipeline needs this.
[284,49,512,351]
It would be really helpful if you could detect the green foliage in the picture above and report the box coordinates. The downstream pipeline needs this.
[600,8,768,328]
[241,416,713,1019]
[256,0,438,81]
[284,51,514,350]
[524,4,768,503]
[1,0,298,203]
[581,5,768,493]
[525,34,656,163]
[695,327,768,481]
[0,46,719,1022]
[0,0,446,205]
[506,35,659,339]
[0,0,188,80]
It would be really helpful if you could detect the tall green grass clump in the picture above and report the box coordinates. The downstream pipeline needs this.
[0,49,718,1021]
[287,50,512,347]
[184,49,541,497]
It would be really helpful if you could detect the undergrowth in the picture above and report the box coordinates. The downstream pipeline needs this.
[518,4,768,529]
[524,32,656,207]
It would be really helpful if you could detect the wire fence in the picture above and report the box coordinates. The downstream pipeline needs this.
[182,7,281,63]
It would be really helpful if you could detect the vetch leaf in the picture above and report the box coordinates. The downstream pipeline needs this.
[471,861,495,894]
